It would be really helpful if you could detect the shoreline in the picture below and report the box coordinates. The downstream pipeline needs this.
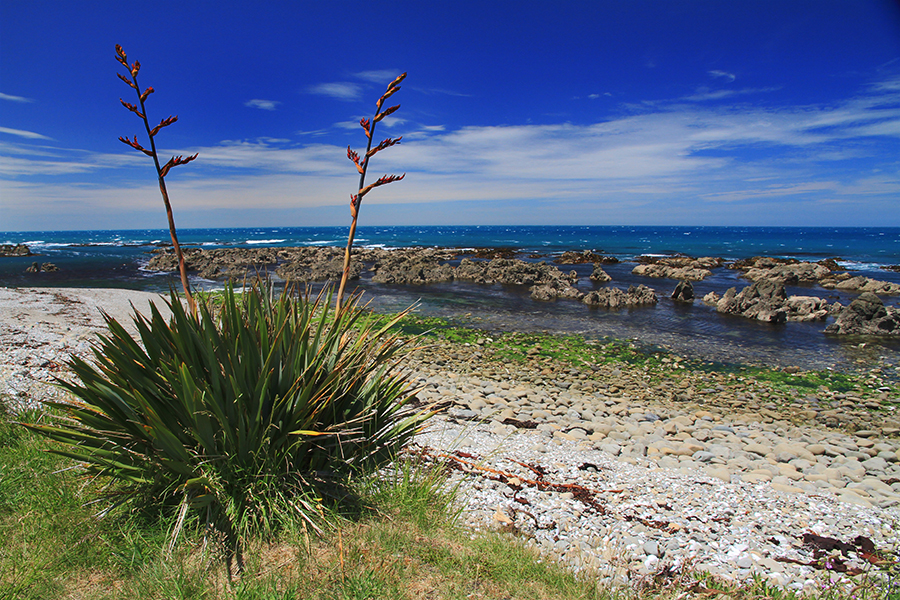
[4,238,900,374]
[2,286,899,592]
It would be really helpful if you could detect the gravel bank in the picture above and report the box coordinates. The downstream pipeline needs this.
[2,286,898,595]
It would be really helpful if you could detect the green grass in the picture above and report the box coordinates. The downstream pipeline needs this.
[3,405,899,599]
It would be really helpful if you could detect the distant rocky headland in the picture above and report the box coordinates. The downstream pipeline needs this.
[145,245,900,337]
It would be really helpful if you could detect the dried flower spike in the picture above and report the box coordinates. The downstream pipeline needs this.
[115,44,196,315]
[336,73,407,311]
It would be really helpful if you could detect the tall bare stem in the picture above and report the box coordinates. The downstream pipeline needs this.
[115,44,198,316]
[336,73,407,312]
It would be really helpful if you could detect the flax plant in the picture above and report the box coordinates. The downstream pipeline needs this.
[26,283,430,575]
[115,44,197,315]
[336,73,407,311]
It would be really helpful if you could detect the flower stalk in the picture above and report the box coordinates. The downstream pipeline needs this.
[336,73,407,312]
[116,44,197,315]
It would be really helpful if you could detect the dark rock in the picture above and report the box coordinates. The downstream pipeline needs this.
[743,261,833,285]
[148,247,280,280]
[631,256,721,281]
[820,275,900,295]
[470,247,517,259]
[728,256,798,270]
[455,258,577,287]
[825,293,900,336]
[371,252,453,284]
[530,279,584,301]
[671,280,694,302]
[817,257,842,271]
[881,265,900,273]
[276,256,360,282]
[589,263,612,283]
[554,250,616,265]
[636,255,723,268]
[0,243,32,257]
[715,281,788,323]
[784,296,830,322]
[23,260,58,274]
[632,263,712,281]
[582,284,658,308]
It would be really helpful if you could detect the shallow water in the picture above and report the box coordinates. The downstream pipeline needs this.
[2,226,899,374]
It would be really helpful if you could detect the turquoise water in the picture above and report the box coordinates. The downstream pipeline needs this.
[2,226,899,372]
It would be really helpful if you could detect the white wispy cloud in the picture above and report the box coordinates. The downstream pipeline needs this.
[4,75,900,228]
[0,155,96,176]
[0,127,52,140]
[708,70,736,82]
[306,82,362,100]
[0,93,33,103]
[353,70,403,84]
[244,99,281,110]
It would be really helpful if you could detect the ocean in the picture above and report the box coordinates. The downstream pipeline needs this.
[2,226,899,373]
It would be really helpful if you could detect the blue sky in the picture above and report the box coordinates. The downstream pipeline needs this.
[1,1,899,231]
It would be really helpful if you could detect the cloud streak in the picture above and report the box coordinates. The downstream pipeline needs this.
[0,127,52,140]
[245,99,281,110]
[0,93,33,103]
[306,82,362,100]
[3,76,900,228]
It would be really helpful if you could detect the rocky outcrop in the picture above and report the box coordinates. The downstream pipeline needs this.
[706,281,838,323]
[671,280,694,303]
[743,261,833,285]
[582,285,657,309]
[713,281,789,323]
[825,293,900,336]
[554,250,618,265]
[0,243,32,257]
[820,275,900,295]
[636,255,723,268]
[632,263,712,281]
[728,256,799,271]
[148,247,280,280]
[784,296,834,322]
[530,280,585,301]
[730,256,899,294]
[631,256,721,281]
[275,257,359,282]
[470,248,517,259]
[455,258,577,287]
[371,254,453,284]
[25,262,57,273]
[589,264,612,283]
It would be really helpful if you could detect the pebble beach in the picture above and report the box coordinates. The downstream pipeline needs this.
[2,286,899,596]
